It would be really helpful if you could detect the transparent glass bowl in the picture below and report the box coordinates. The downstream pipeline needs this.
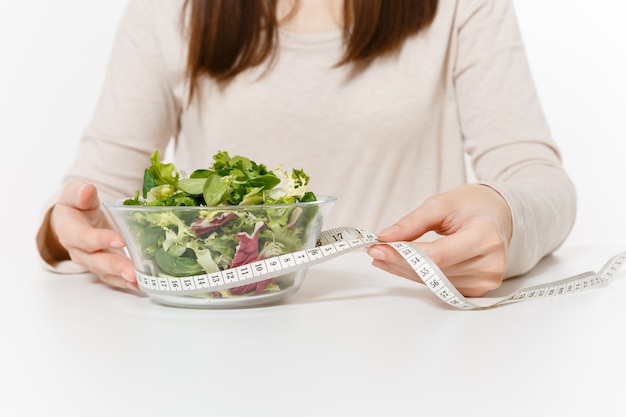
[103,196,336,308]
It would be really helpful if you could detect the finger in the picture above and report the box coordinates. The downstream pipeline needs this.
[69,247,137,286]
[99,273,139,291]
[369,241,505,296]
[371,257,499,298]
[58,180,94,208]
[368,245,423,281]
[370,258,424,285]
[376,196,454,242]
[55,209,126,254]
[377,231,505,276]
[414,223,506,270]
[54,181,126,252]
[76,182,100,211]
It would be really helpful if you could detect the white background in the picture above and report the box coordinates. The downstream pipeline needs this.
[0,0,624,255]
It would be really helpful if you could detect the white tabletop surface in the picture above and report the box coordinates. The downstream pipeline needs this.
[3,242,625,417]
[2,1,626,416]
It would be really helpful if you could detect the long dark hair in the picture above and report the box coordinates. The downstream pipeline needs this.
[183,0,438,98]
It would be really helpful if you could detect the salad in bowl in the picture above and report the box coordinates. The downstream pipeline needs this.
[104,150,336,308]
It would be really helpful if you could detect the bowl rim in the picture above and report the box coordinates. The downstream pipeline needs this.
[102,194,337,210]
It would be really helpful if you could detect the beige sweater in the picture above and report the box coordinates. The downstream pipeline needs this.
[37,0,576,278]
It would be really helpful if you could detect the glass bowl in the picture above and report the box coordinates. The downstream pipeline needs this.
[103,196,336,308]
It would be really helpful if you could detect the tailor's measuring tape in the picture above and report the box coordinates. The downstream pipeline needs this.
[135,226,626,310]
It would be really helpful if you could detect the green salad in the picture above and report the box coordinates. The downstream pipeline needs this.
[120,150,321,298]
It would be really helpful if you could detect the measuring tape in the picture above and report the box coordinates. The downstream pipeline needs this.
[135,226,626,310]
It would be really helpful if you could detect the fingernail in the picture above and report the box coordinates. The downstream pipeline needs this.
[377,225,400,237]
[368,248,385,261]
[121,272,133,283]
[110,240,125,248]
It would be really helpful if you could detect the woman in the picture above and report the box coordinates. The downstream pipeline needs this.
[37,0,576,297]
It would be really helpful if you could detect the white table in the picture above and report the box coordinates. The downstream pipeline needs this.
[3,244,625,417]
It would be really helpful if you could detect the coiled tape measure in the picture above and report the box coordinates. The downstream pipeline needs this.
[135,226,626,310]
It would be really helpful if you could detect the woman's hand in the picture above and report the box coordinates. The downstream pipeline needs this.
[367,184,513,297]
[49,180,137,290]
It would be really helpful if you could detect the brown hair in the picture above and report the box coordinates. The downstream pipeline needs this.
[183,0,438,98]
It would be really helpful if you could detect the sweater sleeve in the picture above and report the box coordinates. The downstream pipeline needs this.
[36,0,181,272]
[452,0,577,277]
